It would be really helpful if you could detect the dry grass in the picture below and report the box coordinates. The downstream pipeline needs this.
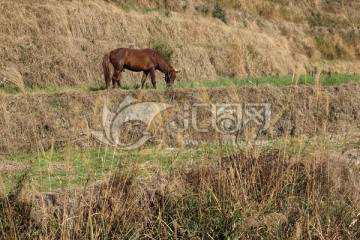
[0,65,25,93]
[0,0,359,89]
[0,82,359,154]
[0,149,359,239]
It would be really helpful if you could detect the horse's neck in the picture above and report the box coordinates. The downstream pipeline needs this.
[158,57,172,73]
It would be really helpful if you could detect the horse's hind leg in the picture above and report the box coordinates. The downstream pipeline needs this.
[116,78,121,88]
[112,69,122,88]
[111,77,116,88]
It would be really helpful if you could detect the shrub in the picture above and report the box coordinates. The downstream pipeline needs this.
[315,35,350,60]
[195,4,210,16]
[149,40,174,61]
[212,3,227,24]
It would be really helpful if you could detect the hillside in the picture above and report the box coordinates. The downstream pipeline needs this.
[0,0,360,89]
[1,2,360,238]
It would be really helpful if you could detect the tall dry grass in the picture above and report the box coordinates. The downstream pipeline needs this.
[0,149,359,239]
[0,65,25,93]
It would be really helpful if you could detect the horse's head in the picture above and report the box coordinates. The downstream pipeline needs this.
[165,69,180,87]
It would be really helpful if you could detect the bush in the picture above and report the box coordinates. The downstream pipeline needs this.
[149,40,174,61]
[315,35,350,60]
[212,3,227,24]
[195,4,210,16]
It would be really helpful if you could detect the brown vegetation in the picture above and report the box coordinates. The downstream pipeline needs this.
[0,0,360,88]
[1,149,359,239]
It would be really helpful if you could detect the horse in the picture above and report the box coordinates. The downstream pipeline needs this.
[102,48,179,89]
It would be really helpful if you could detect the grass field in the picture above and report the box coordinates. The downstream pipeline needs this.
[1,145,221,192]
[1,73,360,94]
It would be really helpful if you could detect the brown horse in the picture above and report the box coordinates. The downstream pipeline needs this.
[102,48,179,89]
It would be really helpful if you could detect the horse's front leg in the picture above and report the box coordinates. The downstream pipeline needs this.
[150,69,156,89]
[141,71,149,89]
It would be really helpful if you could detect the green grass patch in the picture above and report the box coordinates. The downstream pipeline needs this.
[1,73,359,94]
[105,73,360,90]
[2,147,118,192]
[110,73,360,90]
[171,73,360,89]
[2,135,355,193]
[0,84,107,94]
[1,144,237,193]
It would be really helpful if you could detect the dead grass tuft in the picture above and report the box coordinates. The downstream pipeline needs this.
[0,65,25,93]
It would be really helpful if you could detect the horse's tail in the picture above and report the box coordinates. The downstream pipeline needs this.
[102,52,111,89]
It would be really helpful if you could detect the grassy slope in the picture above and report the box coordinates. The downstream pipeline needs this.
[1,0,360,88]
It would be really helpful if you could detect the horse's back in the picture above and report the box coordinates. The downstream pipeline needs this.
[110,48,127,57]
[110,48,157,58]
[108,47,166,72]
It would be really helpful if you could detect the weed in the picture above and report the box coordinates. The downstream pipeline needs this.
[243,19,248,28]
[80,45,87,51]
[212,3,227,24]
[315,35,351,60]
[120,4,131,12]
[246,44,259,60]
[195,4,209,16]
[0,66,25,94]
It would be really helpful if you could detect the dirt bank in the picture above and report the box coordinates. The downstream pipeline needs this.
[0,83,359,154]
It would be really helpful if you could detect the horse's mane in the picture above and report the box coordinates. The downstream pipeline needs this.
[150,49,173,73]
